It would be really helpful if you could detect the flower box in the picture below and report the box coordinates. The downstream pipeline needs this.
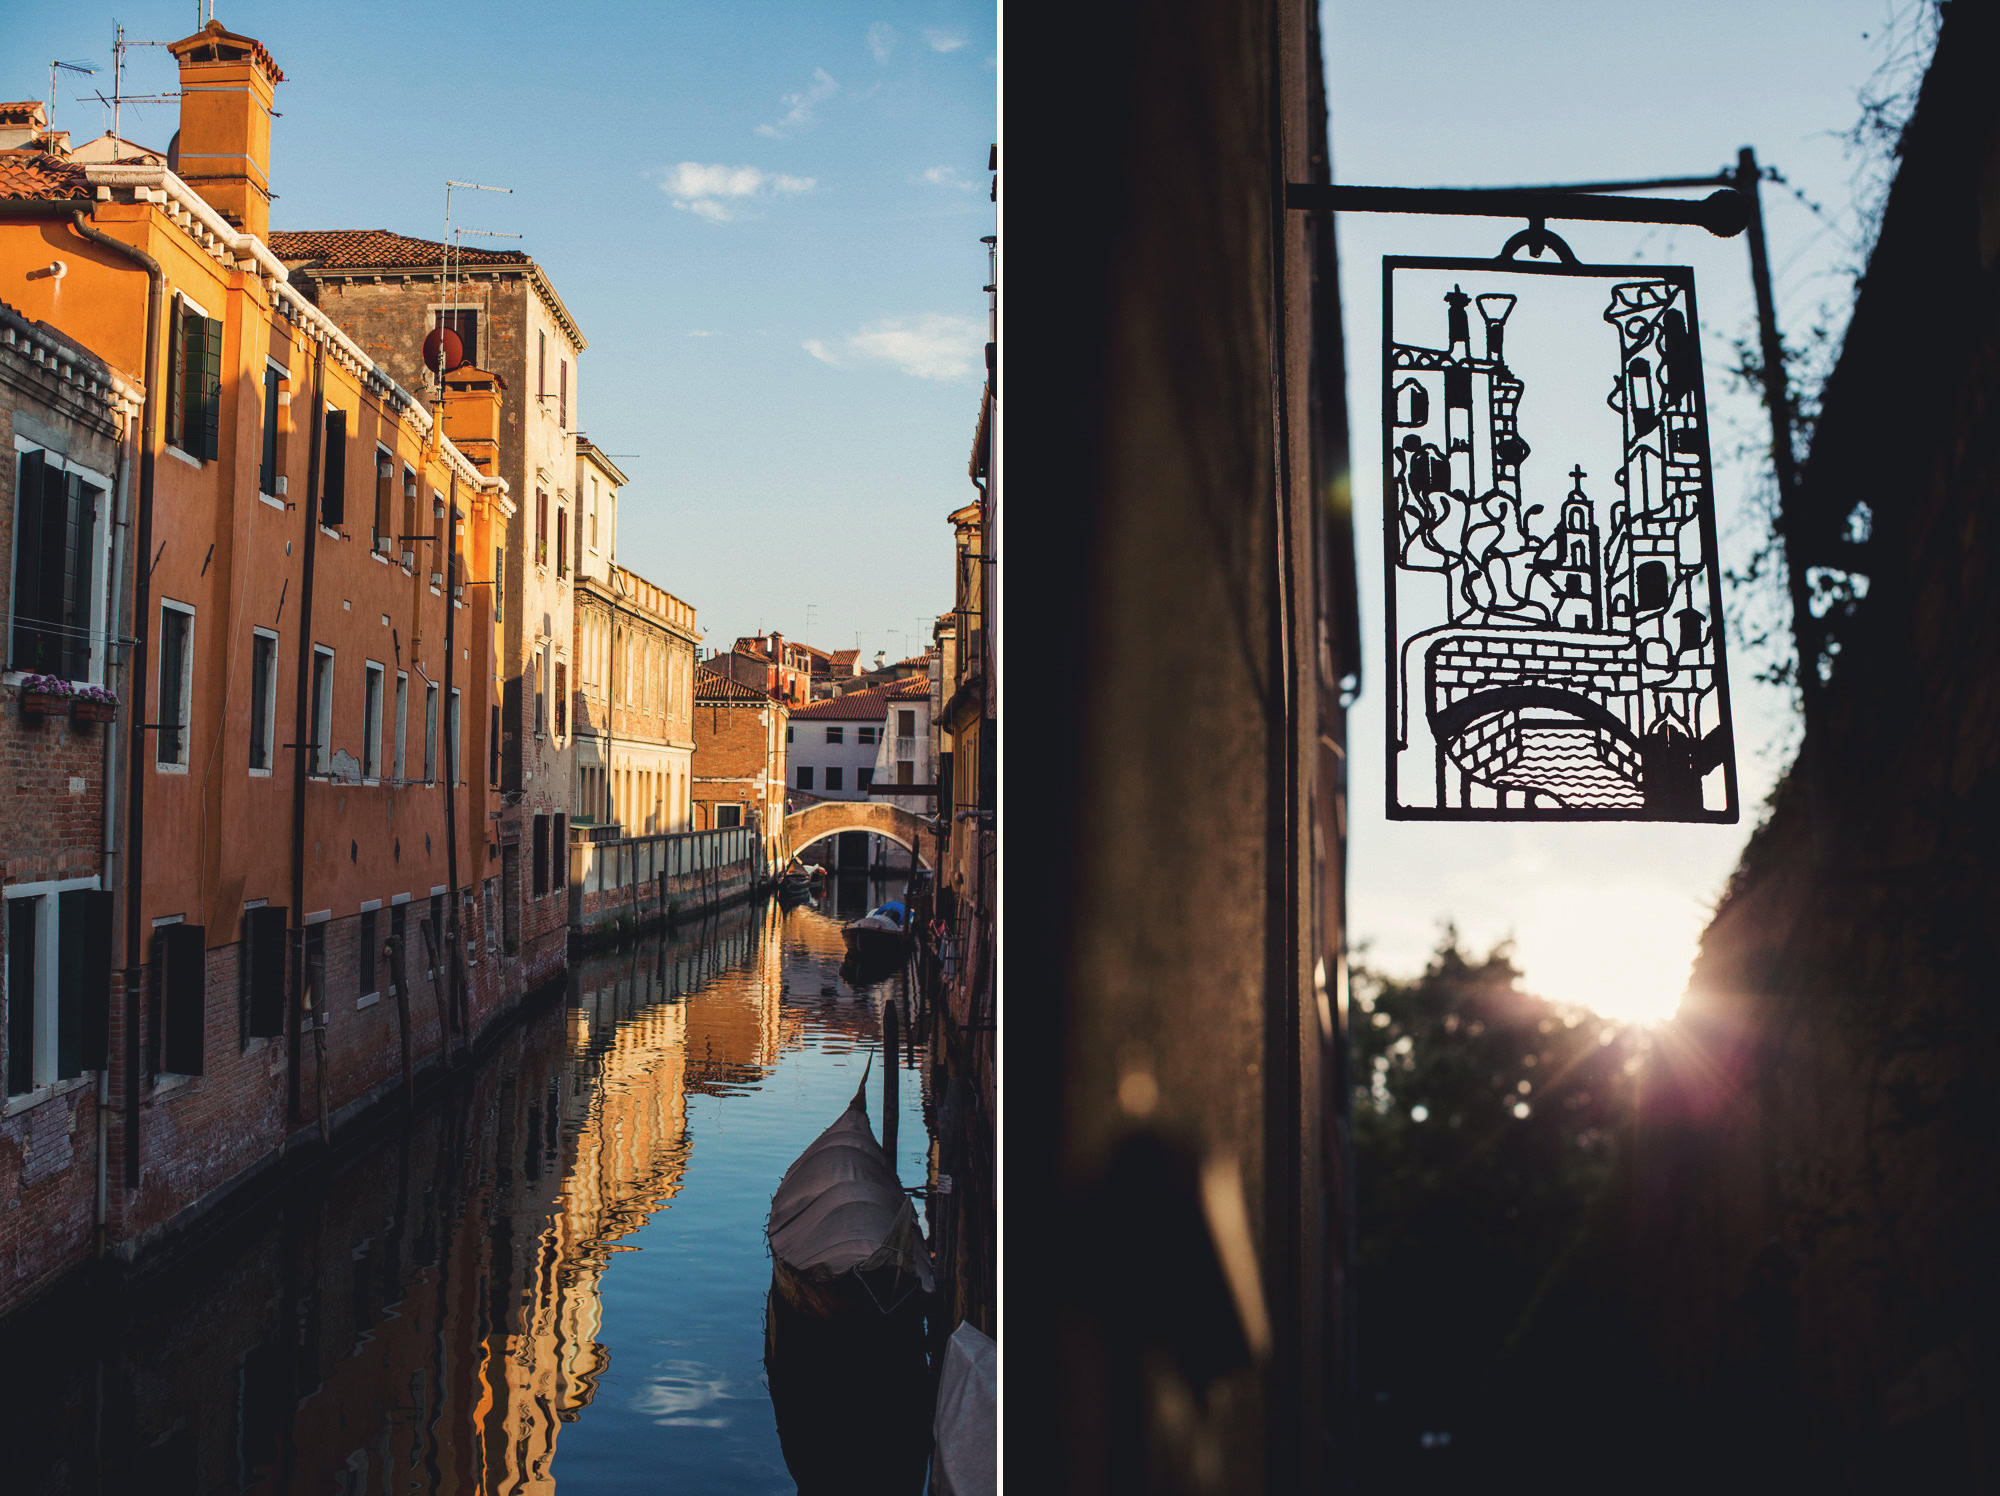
[72,698,117,724]
[20,691,68,718]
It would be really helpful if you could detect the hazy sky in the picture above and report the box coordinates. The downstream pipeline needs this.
[1323,1,1926,1019]
[11,1,997,666]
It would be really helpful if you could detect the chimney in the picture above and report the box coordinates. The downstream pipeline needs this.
[167,20,284,240]
[440,366,504,475]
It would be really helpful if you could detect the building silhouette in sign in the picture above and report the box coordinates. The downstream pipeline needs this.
[1388,274,1735,817]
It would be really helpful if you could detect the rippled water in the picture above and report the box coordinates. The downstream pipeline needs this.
[0,878,934,1494]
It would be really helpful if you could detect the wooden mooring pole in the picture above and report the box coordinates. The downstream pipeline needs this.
[882,999,900,1162]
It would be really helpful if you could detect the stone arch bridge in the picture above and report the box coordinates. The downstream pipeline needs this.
[785,799,934,869]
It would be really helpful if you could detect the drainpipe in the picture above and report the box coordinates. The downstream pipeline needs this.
[288,339,327,1126]
[441,469,462,1054]
[62,208,162,1197]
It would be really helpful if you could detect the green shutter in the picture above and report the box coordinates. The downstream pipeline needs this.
[321,410,346,526]
[158,923,206,1076]
[58,889,112,1078]
[11,449,45,671]
[167,305,186,452]
[199,316,223,461]
[7,898,35,1095]
[63,474,98,681]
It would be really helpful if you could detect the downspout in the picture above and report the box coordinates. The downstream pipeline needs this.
[64,208,162,1197]
[288,339,327,1126]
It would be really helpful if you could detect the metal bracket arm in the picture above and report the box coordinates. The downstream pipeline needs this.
[1284,183,1746,238]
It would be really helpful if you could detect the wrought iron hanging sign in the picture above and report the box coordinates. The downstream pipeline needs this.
[1379,236,1738,822]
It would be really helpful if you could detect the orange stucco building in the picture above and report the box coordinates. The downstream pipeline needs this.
[0,22,516,1282]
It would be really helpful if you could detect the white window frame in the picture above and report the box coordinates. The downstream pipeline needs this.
[372,444,396,559]
[248,626,279,777]
[423,681,440,784]
[259,354,290,508]
[311,644,335,776]
[156,598,195,773]
[3,875,103,1112]
[8,436,117,689]
[361,661,385,784]
[394,670,409,783]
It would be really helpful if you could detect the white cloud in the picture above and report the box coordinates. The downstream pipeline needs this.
[919,165,973,190]
[660,162,814,223]
[807,314,984,381]
[756,67,838,139]
[868,22,896,63]
[924,28,968,52]
[687,329,721,338]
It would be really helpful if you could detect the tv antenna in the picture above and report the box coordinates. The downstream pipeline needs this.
[432,181,514,393]
[806,603,819,640]
[89,26,178,152]
[48,61,95,132]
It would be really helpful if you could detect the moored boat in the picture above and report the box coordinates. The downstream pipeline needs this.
[842,899,912,966]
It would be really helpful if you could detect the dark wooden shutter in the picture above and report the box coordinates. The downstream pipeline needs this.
[157,923,206,1075]
[7,897,36,1095]
[167,305,186,450]
[63,474,98,680]
[11,449,46,672]
[321,409,346,526]
[198,315,223,460]
[553,815,567,897]
[501,675,522,791]
[261,367,279,492]
[58,889,111,1077]
[245,906,287,1039]
[34,462,69,675]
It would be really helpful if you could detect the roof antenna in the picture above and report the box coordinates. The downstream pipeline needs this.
[436,179,514,405]
[48,60,95,133]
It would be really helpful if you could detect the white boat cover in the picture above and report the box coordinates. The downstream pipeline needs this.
[931,1320,996,1496]
[768,1084,935,1299]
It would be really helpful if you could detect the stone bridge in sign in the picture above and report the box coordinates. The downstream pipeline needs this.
[785,799,934,870]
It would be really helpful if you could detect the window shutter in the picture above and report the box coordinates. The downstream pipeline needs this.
[168,305,186,450]
[246,905,288,1040]
[34,463,68,676]
[321,410,347,526]
[199,316,224,460]
[158,923,206,1075]
[59,889,112,1077]
[64,475,99,681]
[501,675,522,791]
[11,449,46,671]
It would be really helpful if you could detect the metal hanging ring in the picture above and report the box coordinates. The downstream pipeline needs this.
[1497,218,1579,266]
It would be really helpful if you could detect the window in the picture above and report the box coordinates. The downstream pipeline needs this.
[373,448,394,554]
[589,478,599,551]
[433,306,478,368]
[423,683,439,783]
[826,766,844,792]
[402,466,419,563]
[554,662,567,739]
[552,814,567,899]
[5,885,110,1095]
[157,602,194,769]
[786,725,793,744]
[359,908,378,1001]
[1637,560,1670,611]
[241,904,286,1042]
[897,759,914,787]
[556,506,568,578]
[575,499,584,570]
[167,297,222,460]
[826,726,844,745]
[433,492,447,575]
[716,803,742,829]
[536,489,548,568]
[501,844,521,955]
[858,766,874,793]
[858,727,877,745]
[320,408,347,526]
[151,920,205,1077]
[898,709,917,738]
[248,630,278,773]
[533,815,549,898]
[310,646,333,775]
[362,663,384,782]
[489,702,500,786]
[535,648,548,737]
[796,766,814,791]
[448,689,461,785]
[260,365,281,495]
[12,448,104,680]
[393,672,409,782]
[559,359,568,429]
[494,545,505,622]
[482,877,498,955]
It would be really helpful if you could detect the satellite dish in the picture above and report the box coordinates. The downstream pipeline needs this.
[421,325,465,374]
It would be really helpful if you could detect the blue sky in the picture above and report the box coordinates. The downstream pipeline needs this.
[12,1,997,665]
[1324,0,1931,1019]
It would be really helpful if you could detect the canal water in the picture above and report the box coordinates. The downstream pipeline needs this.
[0,875,935,1495]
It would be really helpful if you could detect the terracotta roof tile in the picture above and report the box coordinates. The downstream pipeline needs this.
[890,677,931,701]
[268,228,530,270]
[0,103,46,126]
[695,665,773,703]
[791,685,895,722]
[830,649,860,668]
[0,150,87,201]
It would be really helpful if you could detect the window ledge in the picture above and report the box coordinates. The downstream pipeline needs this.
[357,991,381,1010]
[320,525,343,541]
[258,492,286,511]
[2,1074,93,1118]
[369,550,392,566]
[152,1073,194,1096]
[164,445,204,469]
[248,767,273,779]
[156,761,190,775]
